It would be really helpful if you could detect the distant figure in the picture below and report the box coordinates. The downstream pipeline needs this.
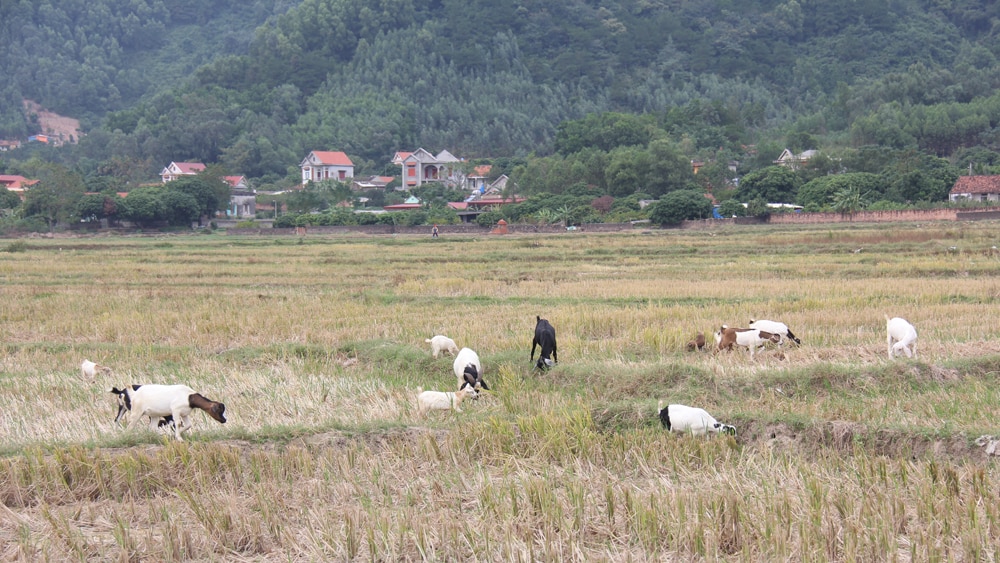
[431,224,439,238]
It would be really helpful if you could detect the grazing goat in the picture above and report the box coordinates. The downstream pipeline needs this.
[658,401,736,437]
[81,359,112,380]
[686,332,706,352]
[454,347,489,391]
[110,384,175,430]
[530,316,558,369]
[886,315,918,359]
[425,335,460,359]
[748,319,801,345]
[416,386,477,416]
[714,326,781,359]
[109,384,226,441]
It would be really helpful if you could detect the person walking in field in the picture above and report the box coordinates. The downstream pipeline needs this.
[431,224,439,238]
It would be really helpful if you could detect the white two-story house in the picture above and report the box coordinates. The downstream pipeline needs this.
[300,151,354,185]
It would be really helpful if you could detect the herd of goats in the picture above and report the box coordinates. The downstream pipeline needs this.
[89,315,918,442]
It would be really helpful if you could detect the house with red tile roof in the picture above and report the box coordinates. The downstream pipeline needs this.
[160,162,206,183]
[949,175,1000,203]
[0,175,38,199]
[300,151,354,185]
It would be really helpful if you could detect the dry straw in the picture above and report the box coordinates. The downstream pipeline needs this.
[0,223,999,558]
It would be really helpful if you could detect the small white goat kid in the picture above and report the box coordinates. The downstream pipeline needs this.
[110,384,226,441]
[454,347,489,391]
[415,386,477,416]
[658,401,736,437]
[81,359,112,380]
[425,335,460,358]
[886,315,918,359]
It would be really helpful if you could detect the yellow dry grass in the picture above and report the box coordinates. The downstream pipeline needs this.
[0,222,999,560]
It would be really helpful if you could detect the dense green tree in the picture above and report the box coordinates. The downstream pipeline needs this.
[648,190,713,225]
[718,199,747,217]
[165,173,231,221]
[797,173,886,211]
[21,164,86,230]
[0,188,21,210]
[737,166,802,203]
[120,187,167,227]
[158,190,202,226]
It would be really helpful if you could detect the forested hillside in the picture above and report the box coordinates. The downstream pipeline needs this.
[2,0,1000,226]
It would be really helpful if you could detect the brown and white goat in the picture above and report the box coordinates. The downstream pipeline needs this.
[714,326,781,359]
[81,359,112,380]
[686,332,706,351]
[110,384,226,441]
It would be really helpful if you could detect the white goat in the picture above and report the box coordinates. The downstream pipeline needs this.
[81,359,112,380]
[886,315,918,359]
[658,401,736,437]
[748,319,801,345]
[415,386,477,416]
[425,335,460,359]
[110,384,226,441]
[454,347,488,391]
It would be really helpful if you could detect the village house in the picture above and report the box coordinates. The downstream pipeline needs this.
[949,175,1000,202]
[352,175,395,191]
[773,148,817,169]
[392,148,461,188]
[160,161,206,182]
[0,174,38,199]
[159,162,256,218]
[300,151,354,185]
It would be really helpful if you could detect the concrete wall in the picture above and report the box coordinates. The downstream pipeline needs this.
[225,208,1000,236]
[225,223,642,236]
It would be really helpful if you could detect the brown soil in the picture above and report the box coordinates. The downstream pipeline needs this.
[23,99,81,144]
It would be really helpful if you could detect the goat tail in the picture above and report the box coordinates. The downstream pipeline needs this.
[884,314,891,323]
[416,386,423,394]
[425,339,433,343]
[536,315,541,322]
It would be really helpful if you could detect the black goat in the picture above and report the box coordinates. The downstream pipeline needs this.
[530,316,558,369]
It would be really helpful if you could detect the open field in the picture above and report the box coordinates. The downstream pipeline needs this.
[1,222,1000,560]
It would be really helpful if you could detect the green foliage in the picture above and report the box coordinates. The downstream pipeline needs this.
[0,188,21,210]
[797,173,887,210]
[0,0,996,213]
[555,113,654,155]
[120,187,166,227]
[647,190,713,226]
[3,240,27,253]
[738,166,802,204]
[476,210,504,227]
[21,164,87,230]
[718,199,747,218]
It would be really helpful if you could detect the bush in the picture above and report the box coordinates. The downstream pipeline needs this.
[718,199,747,217]
[235,220,257,228]
[648,190,714,225]
[4,240,27,253]
[476,211,504,227]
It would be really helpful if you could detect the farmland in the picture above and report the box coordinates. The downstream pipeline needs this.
[1,222,1000,560]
